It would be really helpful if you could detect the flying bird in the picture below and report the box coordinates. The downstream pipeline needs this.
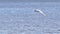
[34,9,46,16]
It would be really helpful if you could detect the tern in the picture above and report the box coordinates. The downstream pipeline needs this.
[34,9,46,16]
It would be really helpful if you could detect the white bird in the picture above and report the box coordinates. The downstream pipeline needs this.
[34,9,46,16]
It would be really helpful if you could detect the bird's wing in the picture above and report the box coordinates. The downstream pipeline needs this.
[39,10,46,16]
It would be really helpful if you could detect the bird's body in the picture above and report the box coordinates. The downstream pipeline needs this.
[34,9,46,16]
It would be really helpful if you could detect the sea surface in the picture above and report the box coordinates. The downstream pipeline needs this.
[0,2,60,34]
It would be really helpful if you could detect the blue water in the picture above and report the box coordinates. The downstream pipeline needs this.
[0,2,60,34]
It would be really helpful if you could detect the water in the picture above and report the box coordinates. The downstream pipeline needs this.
[0,2,60,34]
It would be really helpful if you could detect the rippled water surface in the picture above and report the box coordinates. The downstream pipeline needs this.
[0,2,60,34]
